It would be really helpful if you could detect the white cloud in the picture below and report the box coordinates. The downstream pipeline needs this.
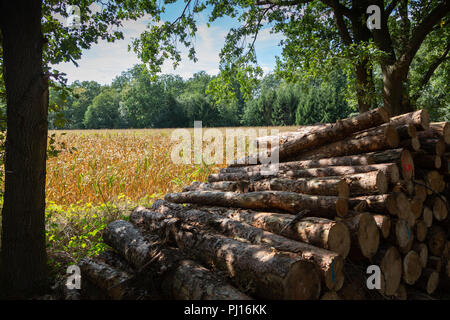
[53,17,283,84]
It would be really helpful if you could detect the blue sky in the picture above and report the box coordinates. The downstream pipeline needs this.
[54,2,285,85]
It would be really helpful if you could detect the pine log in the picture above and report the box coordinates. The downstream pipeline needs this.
[249,177,350,198]
[344,171,388,195]
[372,246,402,295]
[410,197,423,220]
[150,201,345,291]
[370,148,414,181]
[103,219,252,300]
[183,181,249,193]
[229,107,389,166]
[414,180,428,202]
[372,214,391,239]
[415,220,428,242]
[412,242,428,268]
[389,109,430,130]
[425,196,448,221]
[429,122,450,144]
[403,250,423,285]
[293,125,399,161]
[415,268,439,295]
[427,225,447,256]
[137,213,322,299]
[422,206,433,227]
[416,171,445,194]
[390,218,414,254]
[78,257,134,300]
[221,154,376,175]
[336,212,380,259]
[199,206,351,258]
[164,190,348,217]
[349,194,397,215]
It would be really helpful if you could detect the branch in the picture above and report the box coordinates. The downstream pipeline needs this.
[327,0,353,45]
[385,0,401,16]
[412,43,450,101]
[169,0,193,28]
[255,0,313,7]
[399,0,450,68]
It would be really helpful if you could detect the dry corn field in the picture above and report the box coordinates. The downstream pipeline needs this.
[46,127,297,206]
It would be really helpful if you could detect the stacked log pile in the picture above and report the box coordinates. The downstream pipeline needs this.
[78,108,450,300]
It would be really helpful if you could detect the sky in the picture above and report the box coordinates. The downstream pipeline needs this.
[54,2,285,85]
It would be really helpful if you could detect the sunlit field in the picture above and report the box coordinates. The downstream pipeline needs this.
[46,126,297,206]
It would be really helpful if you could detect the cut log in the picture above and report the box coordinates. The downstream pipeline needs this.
[414,180,428,202]
[425,196,448,221]
[390,219,414,254]
[372,246,402,296]
[150,200,346,291]
[372,214,391,239]
[221,154,376,174]
[200,206,351,258]
[249,177,350,198]
[370,148,413,181]
[349,194,397,215]
[293,125,399,161]
[389,109,430,130]
[427,225,446,256]
[137,214,322,299]
[412,243,428,268]
[183,181,249,193]
[429,122,450,144]
[410,197,423,220]
[403,250,423,285]
[78,257,134,300]
[422,206,433,227]
[415,220,428,242]
[343,171,388,195]
[416,171,445,194]
[415,268,439,295]
[103,219,252,300]
[336,212,380,259]
[229,107,389,166]
[164,190,348,217]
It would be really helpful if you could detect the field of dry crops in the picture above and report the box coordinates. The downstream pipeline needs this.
[46,127,296,206]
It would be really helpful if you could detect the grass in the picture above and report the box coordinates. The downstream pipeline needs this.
[43,126,296,276]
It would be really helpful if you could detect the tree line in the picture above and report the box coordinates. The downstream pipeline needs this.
[48,66,357,130]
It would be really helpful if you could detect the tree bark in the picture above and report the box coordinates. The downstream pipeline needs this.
[149,201,345,291]
[336,212,380,259]
[136,210,322,299]
[229,107,389,166]
[0,0,49,297]
[196,205,351,259]
[249,177,350,198]
[165,190,348,217]
[103,219,251,300]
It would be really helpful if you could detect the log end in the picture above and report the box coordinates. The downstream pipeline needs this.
[380,246,402,296]
[336,198,349,217]
[283,260,322,300]
[403,250,422,285]
[328,222,351,259]
[358,213,380,259]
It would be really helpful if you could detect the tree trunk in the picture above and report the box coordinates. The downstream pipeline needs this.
[382,65,414,116]
[0,0,49,297]
[164,190,348,217]
[249,177,350,198]
[102,219,251,300]
[149,201,345,291]
[137,211,322,299]
[196,206,351,259]
[389,109,430,130]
